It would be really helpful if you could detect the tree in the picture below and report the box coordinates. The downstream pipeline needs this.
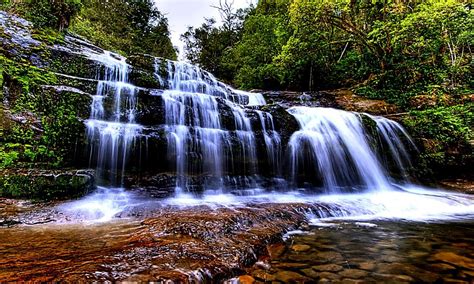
[69,0,176,59]
[180,2,254,82]
[2,0,83,30]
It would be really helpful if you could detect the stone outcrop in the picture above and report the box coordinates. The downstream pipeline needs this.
[0,169,95,200]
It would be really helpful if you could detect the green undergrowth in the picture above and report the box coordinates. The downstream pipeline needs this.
[403,103,474,178]
[1,54,85,170]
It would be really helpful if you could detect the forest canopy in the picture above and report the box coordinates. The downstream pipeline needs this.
[0,0,177,59]
[182,0,473,107]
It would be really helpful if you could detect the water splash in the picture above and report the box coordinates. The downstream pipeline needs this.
[59,187,132,222]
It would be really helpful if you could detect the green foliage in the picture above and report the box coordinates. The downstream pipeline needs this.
[232,12,289,89]
[0,145,19,168]
[0,172,92,200]
[183,0,472,100]
[2,0,82,30]
[181,4,254,83]
[403,103,474,177]
[405,104,473,145]
[69,0,176,59]
[0,54,74,169]
[0,56,57,109]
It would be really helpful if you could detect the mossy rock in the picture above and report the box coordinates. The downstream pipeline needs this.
[37,85,92,118]
[126,54,156,71]
[0,170,95,200]
[48,48,103,80]
[128,66,163,89]
[55,73,98,94]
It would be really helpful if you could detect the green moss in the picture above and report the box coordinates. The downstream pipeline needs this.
[128,68,161,89]
[49,51,102,79]
[0,171,94,200]
[31,27,65,45]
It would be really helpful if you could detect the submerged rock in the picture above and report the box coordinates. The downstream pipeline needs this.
[431,252,474,270]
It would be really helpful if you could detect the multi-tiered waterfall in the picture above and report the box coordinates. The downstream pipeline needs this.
[85,51,141,184]
[47,37,473,223]
[157,61,261,192]
[82,51,418,194]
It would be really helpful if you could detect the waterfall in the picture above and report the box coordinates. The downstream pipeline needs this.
[366,114,417,180]
[288,107,392,192]
[85,51,141,184]
[155,60,260,192]
[256,110,282,177]
[81,51,420,194]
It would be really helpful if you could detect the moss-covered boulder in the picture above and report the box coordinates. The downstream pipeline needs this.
[0,169,95,200]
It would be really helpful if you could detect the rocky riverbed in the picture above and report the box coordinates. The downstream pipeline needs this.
[1,185,474,283]
[0,197,312,282]
[238,221,474,283]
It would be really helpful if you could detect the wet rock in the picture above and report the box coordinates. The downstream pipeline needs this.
[273,262,309,270]
[317,272,341,281]
[268,243,286,259]
[300,268,319,279]
[38,85,92,119]
[312,264,343,272]
[371,273,414,283]
[274,270,313,283]
[428,263,456,272]
[238,275,256,284]
[460,270,474,277]
[357,261,375,271]
[329,89,399,115]
[441,279,469,284]
[314,251,344,263]
[341,279,367,284]
[0,169,95,200]
[252,270,276,282]
[338,269,368,279]
[431,252,474,270]
[291,244,310,252]
[375,263,439,282]
[438,179,474,195]
[287,254,320,263]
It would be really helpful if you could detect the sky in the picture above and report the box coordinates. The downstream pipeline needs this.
[156,0,256,58]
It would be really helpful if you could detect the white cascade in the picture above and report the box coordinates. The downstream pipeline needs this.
[85,51,142,183]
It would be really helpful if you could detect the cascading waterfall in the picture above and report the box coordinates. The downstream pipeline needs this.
[256,110,282,177]
[155,60,260,192]
[60,48,474,224]
[85,51,141,183]
[288,107,393,191]
[366,114,417,180]
[82,52,420,194]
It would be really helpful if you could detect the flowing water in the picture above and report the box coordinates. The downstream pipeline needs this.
[1,47,474,281]
[85,51,141,184]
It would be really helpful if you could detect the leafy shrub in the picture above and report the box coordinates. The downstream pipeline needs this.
[2,0,82,30]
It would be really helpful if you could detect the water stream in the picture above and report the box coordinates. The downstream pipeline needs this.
[1,47,473,282]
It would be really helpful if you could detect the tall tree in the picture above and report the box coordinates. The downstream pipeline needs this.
[180,1,254,82]
[70,0,176,59]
